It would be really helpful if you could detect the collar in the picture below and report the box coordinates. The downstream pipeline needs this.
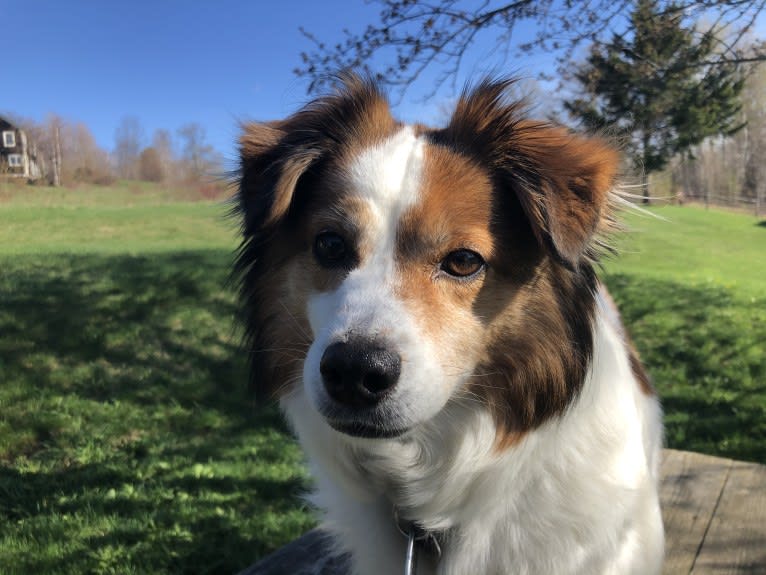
[394,508,443,575]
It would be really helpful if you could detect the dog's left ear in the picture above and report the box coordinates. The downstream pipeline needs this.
[511,125,620,266]
[445,79,619,267]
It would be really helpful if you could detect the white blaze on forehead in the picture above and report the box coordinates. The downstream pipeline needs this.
[306,126,427,336]
[346,125,425,221]
[306,126,428,337]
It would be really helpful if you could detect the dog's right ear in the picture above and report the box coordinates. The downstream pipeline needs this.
[239,74,392,234]
[236,120,325,403]
[238,120,322,235]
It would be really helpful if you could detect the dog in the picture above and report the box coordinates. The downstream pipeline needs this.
[235,74,664,575]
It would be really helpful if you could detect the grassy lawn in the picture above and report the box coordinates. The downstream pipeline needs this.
[0,185,314,574]
[0,184,764,574]
[603,206,766,462]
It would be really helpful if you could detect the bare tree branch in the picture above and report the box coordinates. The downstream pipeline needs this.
[296,0,766,97]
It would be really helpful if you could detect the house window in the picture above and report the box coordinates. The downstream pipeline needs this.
[2,131,16,148]
[7,154,23,167]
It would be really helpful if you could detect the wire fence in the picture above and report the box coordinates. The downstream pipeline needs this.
[625,172,765,218]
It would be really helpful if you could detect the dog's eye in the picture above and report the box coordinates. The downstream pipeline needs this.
[314,231,347,267]
[440,249,485,278]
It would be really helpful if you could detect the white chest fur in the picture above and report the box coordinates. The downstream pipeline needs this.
[281,296,664,575]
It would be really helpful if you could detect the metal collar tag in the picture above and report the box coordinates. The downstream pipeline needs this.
[395,508,442,575]
[404,526,419,575]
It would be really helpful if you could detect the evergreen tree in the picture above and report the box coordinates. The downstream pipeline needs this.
[565,0,745,201]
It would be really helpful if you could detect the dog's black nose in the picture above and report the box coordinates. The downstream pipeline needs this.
[320,339,401,407]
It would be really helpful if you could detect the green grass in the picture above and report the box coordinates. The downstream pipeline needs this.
[0,180,235,255]
[607,205,766,296]
[603,206,766,462]
[0,188,763,574]
[0,188,314,574]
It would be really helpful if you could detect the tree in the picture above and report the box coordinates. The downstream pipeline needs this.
[138,147,164,182]
[176,123,220,181]
[740,50,766,215]
[47,114,64,187]
[565,0,745,200]
[63,122,113,184]
[151,129,176,181]
[114,116,144,180]
[296,0,765,96]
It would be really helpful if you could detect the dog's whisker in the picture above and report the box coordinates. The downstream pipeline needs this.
[250,346,309,355]
[277,299,312,342]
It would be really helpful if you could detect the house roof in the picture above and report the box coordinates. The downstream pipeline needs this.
[0,117,20,132]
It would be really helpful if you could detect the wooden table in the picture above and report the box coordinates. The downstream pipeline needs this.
[661,449,766,574]
[241,449,766,574]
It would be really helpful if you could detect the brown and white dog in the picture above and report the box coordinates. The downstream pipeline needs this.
[235,75,664,575]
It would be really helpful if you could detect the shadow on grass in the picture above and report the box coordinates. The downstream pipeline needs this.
[0,252,245,409]
[0,457,308,571]
[0,251,312,574]
[2,253,764,572]
[604,273,766,463]
[756,220,766,228]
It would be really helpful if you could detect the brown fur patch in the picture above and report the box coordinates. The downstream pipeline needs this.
[391,146,495,392]
[419,79,620,448]
[628,344,655,396]
[476,264,600,450]
[305,195,377,293]
[397,146,495,272]
[509,122,619,265]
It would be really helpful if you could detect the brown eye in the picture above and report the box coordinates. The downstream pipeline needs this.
[440,249,485,278]
[314,231,347,267]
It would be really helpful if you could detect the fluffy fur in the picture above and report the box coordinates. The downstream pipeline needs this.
[235,75,664,575]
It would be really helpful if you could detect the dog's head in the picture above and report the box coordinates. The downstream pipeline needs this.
[236,75,618,445]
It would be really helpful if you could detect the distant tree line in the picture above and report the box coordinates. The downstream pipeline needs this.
[113,117,222,185]
[2,113,222,188]
[652,60,766,215]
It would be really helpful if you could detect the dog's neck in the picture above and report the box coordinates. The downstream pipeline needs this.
[344,401,503,527]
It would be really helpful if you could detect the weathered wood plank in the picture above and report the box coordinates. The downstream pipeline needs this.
[691,459,766,574]
[661,449,733,575]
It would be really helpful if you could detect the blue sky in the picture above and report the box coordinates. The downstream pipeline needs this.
[2,0,559,165]
[6,1,759,165]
